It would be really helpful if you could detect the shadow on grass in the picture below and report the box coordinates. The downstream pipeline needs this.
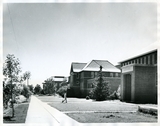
[3,116,16,121]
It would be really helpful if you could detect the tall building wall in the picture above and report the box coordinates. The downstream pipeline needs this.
[134,65,157,103]
[121,65,157,103]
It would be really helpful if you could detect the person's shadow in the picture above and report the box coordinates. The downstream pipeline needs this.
[3,116,16,121]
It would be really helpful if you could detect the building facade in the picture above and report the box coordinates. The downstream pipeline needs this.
[119,49,157,103]
[69,60,121,98]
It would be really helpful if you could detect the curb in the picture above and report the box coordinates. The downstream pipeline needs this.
[138,105,157,115]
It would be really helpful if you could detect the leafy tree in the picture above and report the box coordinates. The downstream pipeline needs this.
[90,66,110,101]
[23,71,31,86]
[3,54,21,117]
[28,84,34,93]
[21,84,31,100]
[34,84,42,94]
[3,81,11,109]
[43,77,57,95]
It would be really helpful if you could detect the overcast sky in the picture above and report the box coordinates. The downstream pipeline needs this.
[3,2,157,86]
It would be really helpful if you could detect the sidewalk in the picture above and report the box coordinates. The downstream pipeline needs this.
[25,95,80,126]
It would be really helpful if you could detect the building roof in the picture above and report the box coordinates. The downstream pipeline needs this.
[119,49,157,63]
[51,76,66,82]
[81,60,121,72]
[71,62,87,72]
[119,42,159,64]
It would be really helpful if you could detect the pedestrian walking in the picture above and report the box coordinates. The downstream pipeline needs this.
[62,90,67,103]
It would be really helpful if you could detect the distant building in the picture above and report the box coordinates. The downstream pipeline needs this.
[42,76,68,94]
[69,60,121,98]
[51,76,66,90]
[119,49,157,103]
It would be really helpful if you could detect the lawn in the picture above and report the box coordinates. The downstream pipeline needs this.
[37,95,157,123]
[37,95,138,112]
[66,112,157,123]
[3,101,30,123]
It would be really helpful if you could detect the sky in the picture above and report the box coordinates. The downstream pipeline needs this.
[3,2,157,87]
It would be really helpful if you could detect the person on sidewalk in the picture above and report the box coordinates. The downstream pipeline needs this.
[62,90,67,103]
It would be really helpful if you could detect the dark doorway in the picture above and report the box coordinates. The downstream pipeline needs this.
[124,74,131,101]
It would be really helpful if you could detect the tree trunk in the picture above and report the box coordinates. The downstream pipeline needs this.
[27,79,29,86]
[12,104,14,117]
[11,78,15,117]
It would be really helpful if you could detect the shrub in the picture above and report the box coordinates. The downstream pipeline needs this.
[86,96,90,100]
[34,84,42,94]
[40,89,45,95]
[21,84,31,99]
[108,91,118,100]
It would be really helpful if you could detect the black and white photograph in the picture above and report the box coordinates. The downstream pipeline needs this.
[1,0,159,125]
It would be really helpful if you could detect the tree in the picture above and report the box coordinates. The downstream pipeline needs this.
[3,54,21,117]
[28,84,34,93]
[34,84,42,94]
[23,71,31,86]
[21,84,31,100]
[43,77,57,95]
[90,66,110,101]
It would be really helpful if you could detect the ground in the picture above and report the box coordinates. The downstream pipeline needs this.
[66,112,157,123]
[3,100,30,123]
[37,95,157,123]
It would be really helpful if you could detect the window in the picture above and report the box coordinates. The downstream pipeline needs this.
[77,73,79,79]
[146,56,148,64]
[154,53,157,64]
[136,59,139,64]
[148,55,150,64]
[91,72,94,78]
[135,59,137,64]
[95,72,98,77]
[88,83,94,88]
[155,72,157,86]
[138,58,141,64]
[110,73,113,77]
[144,57,146,64]
[142,57,144,64]
[115,73,119,77]
[150,55,152,65]
[76,81,79,85]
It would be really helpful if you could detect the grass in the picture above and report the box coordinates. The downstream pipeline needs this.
[3,100,30,123]
[37,95,158,123]
[66,112,157,123]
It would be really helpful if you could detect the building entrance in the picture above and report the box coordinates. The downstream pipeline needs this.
[124,74,131,101]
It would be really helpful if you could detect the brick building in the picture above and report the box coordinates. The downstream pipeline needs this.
[69,60,121,98]
[119,49,157,103]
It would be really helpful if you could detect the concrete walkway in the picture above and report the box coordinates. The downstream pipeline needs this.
[25,95,80,126]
